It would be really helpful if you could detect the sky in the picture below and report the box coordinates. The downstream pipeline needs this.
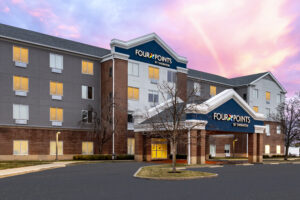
[0,0,299,96]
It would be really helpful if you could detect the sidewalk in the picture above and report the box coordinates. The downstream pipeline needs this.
[0,161,74,178]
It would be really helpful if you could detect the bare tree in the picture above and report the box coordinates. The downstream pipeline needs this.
[272,92,300,160]
[141,81,204,172]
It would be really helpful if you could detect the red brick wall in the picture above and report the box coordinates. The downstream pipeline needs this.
[176,72,187,101]
[263,121,285,155]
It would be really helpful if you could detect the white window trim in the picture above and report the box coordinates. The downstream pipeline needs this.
[82,60,94,75]
[128,62,139,77]
[13,45,29,67]
[194,82,201,96]
[13,76,29,94]
[265,124,270,136]
[265,145,270,155]
[49,81,63,99]
[50,53,63,73]
[276,125,281,134]
[13,104,29,124]
[50,108,63,123]
[82,141,94,155]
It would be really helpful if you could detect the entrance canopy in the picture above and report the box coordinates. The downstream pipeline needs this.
[135,89,266,134]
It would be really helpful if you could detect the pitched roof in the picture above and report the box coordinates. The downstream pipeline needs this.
[188,69,269,86]
[0,23,111,58]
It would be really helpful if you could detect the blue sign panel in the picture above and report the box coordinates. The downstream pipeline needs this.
[186,99,264,133]
[115,40,186,70]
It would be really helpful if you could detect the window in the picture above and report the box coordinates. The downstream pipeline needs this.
[81,85,94,100]
[167,71,176,83]
[148,66,159,83]
[276,94,281,104]
[266,108,271,117]
[50,141,63,155]
[148,90,159,106]
[194,82,201,96]
[276,125,281,134]
[210,85,216,96]
[265,145,270,154]
[13,104,29,124]
[50,107,63,125]
[109,67,112,77]
[151,138,167,159]
[128,62,139,76]
[82,60,94,75]
[82,142,93,155]
[13,76,28,96]
[50,81,63,100]
[253,106,258,113]
[253,89,259,99]
[82,110,94,123]
[128,113,133,123]
[13,140,28,155]
[276,145,281,154]
[127,138,135,155]
[128,87,139,100]
[266,91,270,103]
[13,46,28,66]
[265,124,270,136]
[243,93,247,101]
[50,53,63,73]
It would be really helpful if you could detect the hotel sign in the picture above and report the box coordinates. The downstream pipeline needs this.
[135,49,172,67]
[213,113,251,128]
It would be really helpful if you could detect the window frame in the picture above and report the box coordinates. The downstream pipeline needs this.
[13,45,29,64]
[49,107,64,122]
[193,82,201,96]
[276,125,281,134]
[13,75,29,92]
[82,141,94,155]
[50,141,64,155]
[13,104,29,121]
[49,81,63,97]
[50,53,63,73]
[265,124,270,136]
[148,90,159,105]
[266,91,271,103]
[81,85,94,100]
[13,140,29,155]
[210,85,217,96]
[265,144,270,155]
[128,86,139,101]
[81,110,94,124]
[148,66,159,81]
[128,62,139,77]
[167,70,176,83]
[253,106,258,113]
[81,60,94,75]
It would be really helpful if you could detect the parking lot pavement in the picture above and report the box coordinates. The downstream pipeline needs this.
[0,162,299,200]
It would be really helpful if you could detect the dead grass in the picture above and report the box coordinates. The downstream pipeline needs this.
[0,161,51,170]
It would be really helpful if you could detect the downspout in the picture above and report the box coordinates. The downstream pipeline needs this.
[188,128,191,165]
[112,57,115,159]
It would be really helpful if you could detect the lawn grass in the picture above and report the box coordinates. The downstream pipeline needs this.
[0,161,52,170]
[136,165,217,180]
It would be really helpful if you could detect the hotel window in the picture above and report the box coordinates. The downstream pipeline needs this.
[81,85,94,100]
[276,125,281,134]
[210,85,216,96]
[167,71,176,83]
[50,141,63,155]
[13,140,28,155]
[265,145,270,155]
[128,62,139,76]
[82,110,94,123]
[265,124,270,136]
[50,107,63,126]
[194,82,201,96]
[276,145,281,154]
[13,76,29,96]
[253,106,259,113]
[276,94,281,104]
[127,138,135,155]
[82,60,94,75]
[82,142,93,155]
[13,46,28,67]
[50,53,63,73]
[148,66,159,83]
[266,91,270,103]
[109,67,112,77]
[243,93,247,101]
[253,89,259,99]
[13,104,29,124]
[50,81,63,100]
[128,87,139,100]
[148,90,159,106]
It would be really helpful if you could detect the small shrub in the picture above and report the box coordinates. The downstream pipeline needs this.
[73,154,134,160]
[169,154,187,159]
[116,154,134,160]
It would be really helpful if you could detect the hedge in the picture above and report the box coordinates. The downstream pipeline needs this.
[73,154,134,160]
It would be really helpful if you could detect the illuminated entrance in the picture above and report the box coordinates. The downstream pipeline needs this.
[151,138,167,159]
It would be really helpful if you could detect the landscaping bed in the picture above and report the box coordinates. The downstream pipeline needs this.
[134,164,217,180]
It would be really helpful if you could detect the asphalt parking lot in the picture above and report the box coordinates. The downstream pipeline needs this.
[0,162,299,200]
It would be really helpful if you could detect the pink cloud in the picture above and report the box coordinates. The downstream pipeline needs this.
[2,6,10,13]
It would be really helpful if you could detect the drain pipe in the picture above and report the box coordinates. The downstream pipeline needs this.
[112,57,115,159]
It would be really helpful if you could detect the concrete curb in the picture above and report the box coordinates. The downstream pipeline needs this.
[0,161,74,178]
[133,166,218,181]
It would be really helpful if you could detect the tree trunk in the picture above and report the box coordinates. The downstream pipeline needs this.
[284,145,289,161]
[172,142,177,173]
